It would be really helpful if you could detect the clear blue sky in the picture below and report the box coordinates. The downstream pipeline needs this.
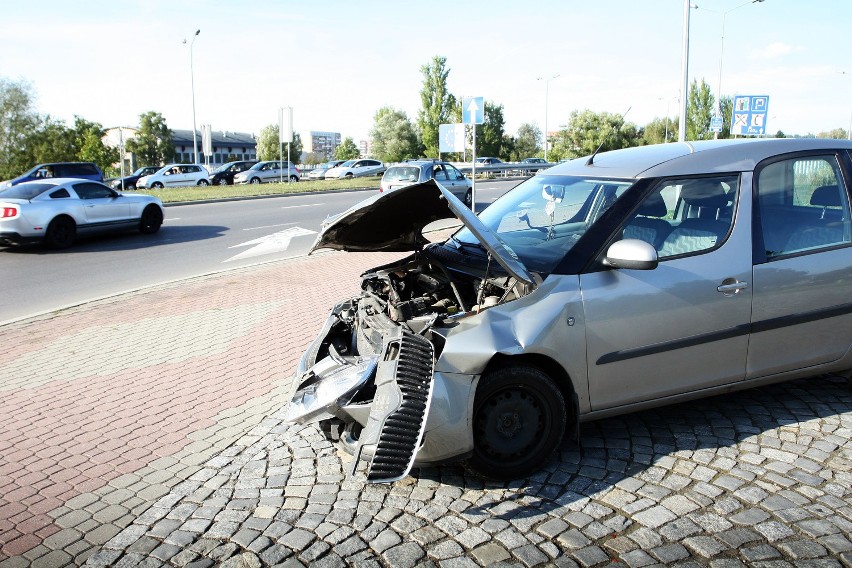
[3,0,851,142]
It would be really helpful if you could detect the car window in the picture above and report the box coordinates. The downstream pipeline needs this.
[74,182,113,200]
[0,183,55,199]
[627,175,739,259]
[755,155,851,259]
[386,167,419,181]
[50,188,71,198]
[433,166,448,181]
[448,165,465,180]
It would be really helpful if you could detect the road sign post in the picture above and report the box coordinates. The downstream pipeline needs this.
[462,97,484,210]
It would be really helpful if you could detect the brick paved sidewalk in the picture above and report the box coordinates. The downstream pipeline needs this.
[0,249,404,566]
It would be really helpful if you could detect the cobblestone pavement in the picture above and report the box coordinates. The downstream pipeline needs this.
[2,249,852,567]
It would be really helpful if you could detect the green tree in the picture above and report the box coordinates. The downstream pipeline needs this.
[642,117,672,145]
[510,123,542,160]
[0,77,42,179]
[256,124,303,163]
[72,117,119,175]
[126,111,174,167]
[334,137,360,160]
[369,106,420,162]
[475,101,505,158]
[818,128,848,139]
[549,109,640,161]
[686,79,715,141]
[417,56,456,158]
[718,96,733,139]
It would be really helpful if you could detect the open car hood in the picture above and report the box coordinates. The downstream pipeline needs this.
[311,180,534,286]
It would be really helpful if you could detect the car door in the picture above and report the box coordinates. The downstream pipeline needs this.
[579,175,752,410]
[262,162,280,182]
[748,152,852,377]
[72,182,130,225]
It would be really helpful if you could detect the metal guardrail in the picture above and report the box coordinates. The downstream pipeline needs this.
[453,162,556,177]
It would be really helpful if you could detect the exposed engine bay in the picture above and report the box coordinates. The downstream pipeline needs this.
[285,243,532,482]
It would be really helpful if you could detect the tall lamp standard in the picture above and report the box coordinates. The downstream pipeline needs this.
[537,74,559,162]
[697,0,765,138]
[183,29,201,164]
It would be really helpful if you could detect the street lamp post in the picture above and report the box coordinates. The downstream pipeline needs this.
[537,74,559,162]
[678,0,691,142]
[183,29,201,164]
[697,0,765,138]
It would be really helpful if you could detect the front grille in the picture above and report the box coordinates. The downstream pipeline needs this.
[367,331,434,482]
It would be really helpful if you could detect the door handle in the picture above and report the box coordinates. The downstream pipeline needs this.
[717,279,749,295]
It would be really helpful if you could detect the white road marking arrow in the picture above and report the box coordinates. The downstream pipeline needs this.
[225,226,317,262]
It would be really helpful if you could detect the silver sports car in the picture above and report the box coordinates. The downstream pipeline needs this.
[0,178,164,249]
[285,138,852,483]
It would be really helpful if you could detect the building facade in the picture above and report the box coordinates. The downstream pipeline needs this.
[302,131,341,161]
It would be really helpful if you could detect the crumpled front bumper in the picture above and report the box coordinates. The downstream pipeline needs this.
[285,311,441,482]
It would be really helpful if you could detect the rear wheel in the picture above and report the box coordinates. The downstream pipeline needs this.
[464,189,473,208]
[468,365,566,480]
[139,205,163,234]
[289,175,299,182]
[44,216,76,249]
[197,179,209,186]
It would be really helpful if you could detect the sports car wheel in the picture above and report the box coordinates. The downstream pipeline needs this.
[139,205,163,234]
[44,216,76,249]
[468,365,566,480]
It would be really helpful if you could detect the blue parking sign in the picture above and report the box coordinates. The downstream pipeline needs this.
[731,95,769,136]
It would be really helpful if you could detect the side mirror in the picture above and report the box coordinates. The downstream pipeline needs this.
[603,239,658,270]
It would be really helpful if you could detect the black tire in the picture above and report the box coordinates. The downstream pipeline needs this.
[197,179,209,186]
[468,365,566,480]
[289,175,299,182]
[250,177,261,184]
[345,172,354,179]
[152,182,164,189]
[139,205,163,234]
[216,178,228,186]
[44,216,76,249]
[464,188,473,208]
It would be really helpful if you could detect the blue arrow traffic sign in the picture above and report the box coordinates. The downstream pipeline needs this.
[463,97,484,125]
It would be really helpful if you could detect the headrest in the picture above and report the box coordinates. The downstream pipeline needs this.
[811,185,841,207]
[681,179,727,208]
[636,193,667,217]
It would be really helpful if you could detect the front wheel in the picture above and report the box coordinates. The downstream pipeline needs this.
[464,189,473,208]
[197,179,209,186]
[216,178,229,186]
[289,175,299,182]
[250,177,261,184]
[139,205,163,234]
[345,172,354,179]
[44,216,76,249]
[152,182,164,189]
[468,365,566,480]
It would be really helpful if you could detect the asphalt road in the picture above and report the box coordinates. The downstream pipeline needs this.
[0,180,518,324]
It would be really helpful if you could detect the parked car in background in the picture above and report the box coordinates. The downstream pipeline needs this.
[517,157,550,174]
[110,166,160,190]
[324,159,385,179]
[209,160,258,186]
[475,156,504,167]
[233,161,300,184]
[0,178,164,249]
[306,160,346,180]
[137,164,210,189]
[0,162,104,189]
[381,159,472,206]
[284,138,852,483]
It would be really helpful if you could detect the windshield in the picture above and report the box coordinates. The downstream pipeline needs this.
[212,163,234,173]
[339,160,356,167]
[453,175,633,273]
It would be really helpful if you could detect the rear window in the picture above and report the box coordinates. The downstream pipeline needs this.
[385,167,420,182]
[59,163,100,176]
[0,183,56,200]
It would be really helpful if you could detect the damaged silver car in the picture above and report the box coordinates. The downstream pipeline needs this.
[286,138,852,483]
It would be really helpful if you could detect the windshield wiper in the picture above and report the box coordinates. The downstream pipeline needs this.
[449,236,486,254]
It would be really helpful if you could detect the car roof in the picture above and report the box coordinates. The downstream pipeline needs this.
[545,138,852,180]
